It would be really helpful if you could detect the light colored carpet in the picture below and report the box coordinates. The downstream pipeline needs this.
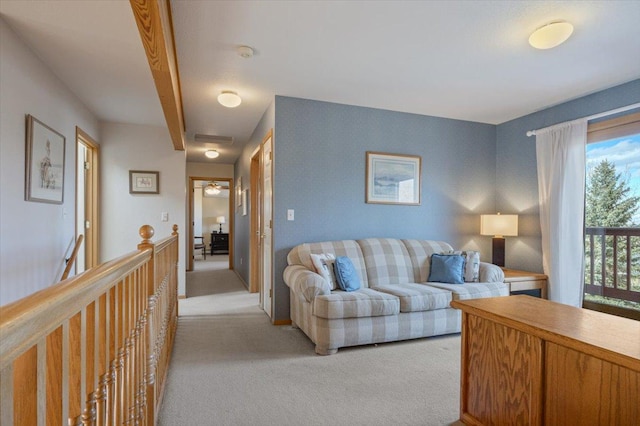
[161,260,462,425]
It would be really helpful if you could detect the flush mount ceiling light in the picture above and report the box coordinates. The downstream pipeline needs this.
[237,45,254,58]
[529,21,574,49]
[217,91,242,108]
[205,149,219,159]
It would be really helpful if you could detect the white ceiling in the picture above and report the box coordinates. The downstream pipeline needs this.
[2,1,639,164]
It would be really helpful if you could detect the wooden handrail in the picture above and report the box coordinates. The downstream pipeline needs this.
[0,224,179,425]
[61,234,84,281]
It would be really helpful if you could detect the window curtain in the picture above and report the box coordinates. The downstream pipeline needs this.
[535,120,588,307]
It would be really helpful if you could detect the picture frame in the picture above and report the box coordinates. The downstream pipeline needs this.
[366,151,421,205]
[236,176,243,208]
[129,170,159,194]
[242,189,248,216]
[25,114,66,204]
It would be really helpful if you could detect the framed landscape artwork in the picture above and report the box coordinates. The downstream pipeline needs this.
[366,151,421,205]
[129,170,159,194]
[25,114,66,204]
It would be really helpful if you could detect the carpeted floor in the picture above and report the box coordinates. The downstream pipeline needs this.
[159,257,462,425]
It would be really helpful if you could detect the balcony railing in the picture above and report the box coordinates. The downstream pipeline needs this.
[584,227,640,305]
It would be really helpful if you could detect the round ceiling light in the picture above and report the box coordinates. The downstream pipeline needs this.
[205,149,219,159]
[529,21,574,50]
[237,45,254,58]
[217,91,242,108]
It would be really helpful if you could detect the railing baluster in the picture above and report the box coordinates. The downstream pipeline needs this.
[0,225,178,426]
[584,227,640,305]
[613,235,618,289]
[627,235,632,292]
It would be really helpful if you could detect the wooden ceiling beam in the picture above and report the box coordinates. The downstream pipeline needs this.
[130,0,185,151]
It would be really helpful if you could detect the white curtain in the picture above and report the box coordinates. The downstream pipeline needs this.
[536,120,588,307]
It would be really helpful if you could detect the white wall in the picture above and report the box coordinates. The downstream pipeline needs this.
[101,123,187,295]
[0,18,99,306]
[202,196,230,240]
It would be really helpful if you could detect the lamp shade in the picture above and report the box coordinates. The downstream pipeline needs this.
[480,214,518,237]
[216,216,226,224]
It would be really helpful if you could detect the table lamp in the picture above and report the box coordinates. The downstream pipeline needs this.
[480,213,518,267]
[216,216,226,233]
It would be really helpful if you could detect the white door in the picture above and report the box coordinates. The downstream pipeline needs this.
[261,135,273,317]
[75,142,87,273]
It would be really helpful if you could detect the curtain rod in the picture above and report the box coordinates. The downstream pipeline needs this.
[526,103,640,137]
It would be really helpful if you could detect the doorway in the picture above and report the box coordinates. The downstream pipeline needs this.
[75,127,99,273]
[188,177,233,272]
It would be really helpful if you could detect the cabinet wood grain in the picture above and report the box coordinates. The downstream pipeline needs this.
[453,296,640,425]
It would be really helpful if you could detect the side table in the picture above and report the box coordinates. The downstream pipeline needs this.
[502,268,548,299]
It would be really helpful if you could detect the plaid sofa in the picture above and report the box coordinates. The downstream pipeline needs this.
[284,238,508,355]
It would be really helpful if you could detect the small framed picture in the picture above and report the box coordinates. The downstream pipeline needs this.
[129,170,159,194]
[366,151,421,205]
[25,114,66,204]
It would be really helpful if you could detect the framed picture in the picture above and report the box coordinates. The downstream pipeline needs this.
[242,189,248,216]
[236,176,243,208]
[366,151,421,205]
[25,114,66,204]
[129,170,159,194]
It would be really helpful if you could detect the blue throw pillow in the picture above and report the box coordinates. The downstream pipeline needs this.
[333,256,361,291]
[428,254,465,284]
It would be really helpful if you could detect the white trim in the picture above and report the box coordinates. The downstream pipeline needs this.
[526,103,640,137]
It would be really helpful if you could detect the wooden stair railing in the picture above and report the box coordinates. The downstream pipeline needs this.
[61,234,84,281]
[0,224,179,426]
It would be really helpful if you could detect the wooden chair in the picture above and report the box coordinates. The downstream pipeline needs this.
[194,236,206,260]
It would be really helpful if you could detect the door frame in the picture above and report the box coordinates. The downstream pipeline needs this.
[75,127,100,271]
[187,176,234,272]
[249,151,260,293]
[251,129,274,317]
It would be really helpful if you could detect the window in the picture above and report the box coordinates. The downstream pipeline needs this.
[584,112,640,318]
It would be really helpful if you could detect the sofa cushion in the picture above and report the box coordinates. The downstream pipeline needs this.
[402,239,455,282]
[287,240,369,288]
[372,284,452,313]
[357,238,415,286]
[334,256,361,291]
[313,288,400,319]
[425,282,509,300]
[428,254,465,284]
[463,251,480,282]
[310,253,337,289]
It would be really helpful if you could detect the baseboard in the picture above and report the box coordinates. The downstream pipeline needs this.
[234,270,249,291]
[178,294,186,299]
[273,319,292,326]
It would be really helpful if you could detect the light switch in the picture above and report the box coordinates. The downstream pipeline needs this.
[161,212,169,222]
[287,209,295,221]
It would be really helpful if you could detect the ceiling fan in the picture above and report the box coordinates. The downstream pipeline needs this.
[204,181,229,195]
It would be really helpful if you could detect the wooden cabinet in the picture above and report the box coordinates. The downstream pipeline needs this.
[502,268,547,299]
[210,232,229,255]
[452,296,640,426]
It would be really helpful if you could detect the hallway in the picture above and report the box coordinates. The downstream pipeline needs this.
[181,255,259,316]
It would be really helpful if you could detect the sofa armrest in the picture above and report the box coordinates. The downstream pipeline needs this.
[283,265,331,303]
[479,262,504,283]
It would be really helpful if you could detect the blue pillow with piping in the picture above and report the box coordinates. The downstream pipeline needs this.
[333,256,361,291]
[428,253,465,284]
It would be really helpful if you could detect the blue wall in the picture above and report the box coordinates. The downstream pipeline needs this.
[234,101,275,282]
[234,80,640,322]
[272,97,497,320]
[496,79,640,273]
